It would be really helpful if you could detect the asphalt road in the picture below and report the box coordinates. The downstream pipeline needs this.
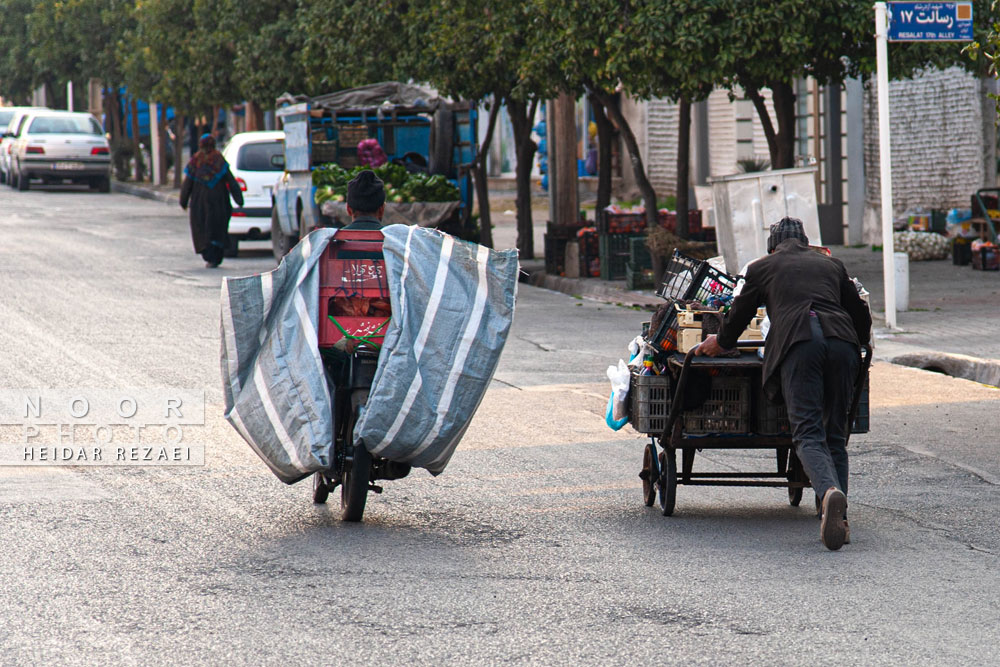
[0,185,998,665]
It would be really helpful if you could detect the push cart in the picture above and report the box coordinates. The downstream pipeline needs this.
[631,249,872,516]
[634,342,872,516]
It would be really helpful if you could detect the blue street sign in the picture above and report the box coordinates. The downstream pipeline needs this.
[888,2,973,41]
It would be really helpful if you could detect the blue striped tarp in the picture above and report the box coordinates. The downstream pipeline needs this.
[220,225,518,483]
[358,225,519,473]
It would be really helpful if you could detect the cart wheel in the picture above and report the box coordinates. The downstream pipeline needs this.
[312,472,330,504]
[788,486,803,507]
[658,449,677,517]
[640,443,658,507]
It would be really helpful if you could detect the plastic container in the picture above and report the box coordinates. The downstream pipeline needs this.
[894,252,909,312]
[972,246,1000,271]
[629,371,672,434]
[953,238,972,265]
[599,233,643,280]
[645,303,679,354]
[657,249,738,303]
[683,376,750,434]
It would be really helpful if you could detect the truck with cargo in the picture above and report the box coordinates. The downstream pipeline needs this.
[270,82,477,260]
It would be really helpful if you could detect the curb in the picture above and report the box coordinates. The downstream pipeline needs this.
[520,266,662,310]
[884,348,1000,388]
[111,181,179,206]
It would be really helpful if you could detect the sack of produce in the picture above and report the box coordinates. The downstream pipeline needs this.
[893,231,949,261]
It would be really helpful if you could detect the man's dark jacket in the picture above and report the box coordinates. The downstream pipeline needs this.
[716,240,872,400]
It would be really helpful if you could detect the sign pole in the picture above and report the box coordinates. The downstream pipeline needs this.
[875,2,897,330]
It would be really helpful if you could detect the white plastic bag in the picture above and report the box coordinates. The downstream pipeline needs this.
[606,359,630,421]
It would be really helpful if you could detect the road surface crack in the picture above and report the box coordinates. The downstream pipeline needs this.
[515,335,553,352]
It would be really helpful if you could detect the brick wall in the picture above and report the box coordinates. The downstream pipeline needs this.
[646,98,679,196]
[863,66,995,241]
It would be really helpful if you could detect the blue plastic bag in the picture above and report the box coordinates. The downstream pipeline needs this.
[605,394,628,431]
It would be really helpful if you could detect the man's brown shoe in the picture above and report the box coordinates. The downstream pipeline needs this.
[843,520,851,545]
[820,487,847,550]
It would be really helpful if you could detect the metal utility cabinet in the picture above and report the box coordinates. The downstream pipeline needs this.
[710,167,821,274]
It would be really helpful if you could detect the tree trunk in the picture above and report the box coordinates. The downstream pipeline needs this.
[110,89,124,145]
[509,97,539,259]
[770,81,797,170]
[589,93,613,214]
[246,101,265,132]
[589,87,657,230]
[675,97,691,239]
[173,113,185,189]
[158,105,168,185]
[473,97,502,249]
[748,82,796,170]
[130,98,144,182]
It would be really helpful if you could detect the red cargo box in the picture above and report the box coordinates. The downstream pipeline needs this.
[317,230,391,348]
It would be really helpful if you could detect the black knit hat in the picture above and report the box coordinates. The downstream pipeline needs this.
[767,217,809,253]
[347,170,386,212]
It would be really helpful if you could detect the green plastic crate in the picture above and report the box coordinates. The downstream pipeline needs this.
[628,236,652,269]
[625,261,654,290]
[600,233,644,281]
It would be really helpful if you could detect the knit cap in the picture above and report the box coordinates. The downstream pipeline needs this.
[767,217,809,253]
[346,170,386,212]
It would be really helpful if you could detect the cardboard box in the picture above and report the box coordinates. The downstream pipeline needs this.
[678,327,705,353]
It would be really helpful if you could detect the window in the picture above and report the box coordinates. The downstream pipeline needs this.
[0,111,14,130]
[28,116,103,135]
[237,141,284,172]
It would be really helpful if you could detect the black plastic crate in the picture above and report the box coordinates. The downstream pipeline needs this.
[683,375,750,434]
[644,301,680,354]
[756,373,870,435]
[544,234,570,275]
[756,390,791,436]
[657,250,738,304]
[629,371,671,435]
[852,376,870,434]
[579,230,600,277]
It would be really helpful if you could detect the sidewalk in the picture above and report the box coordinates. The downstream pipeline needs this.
[112,180,179,206]
[112,180,1000,385]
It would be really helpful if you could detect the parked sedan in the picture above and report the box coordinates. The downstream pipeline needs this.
[0,106,45,185]
[8,111,111,192]
[221,130,284,256]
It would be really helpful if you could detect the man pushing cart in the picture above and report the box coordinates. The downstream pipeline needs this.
[697,218,871,550]
[629,218,871,552]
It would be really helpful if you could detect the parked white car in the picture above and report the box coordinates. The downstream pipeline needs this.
[0,106,45,185]
[8,110,111,192]
[221,130,284,255]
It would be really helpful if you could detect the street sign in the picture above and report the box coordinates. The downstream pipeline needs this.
[888,2,973,41]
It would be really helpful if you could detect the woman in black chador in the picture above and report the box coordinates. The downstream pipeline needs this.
[180,134,244,267]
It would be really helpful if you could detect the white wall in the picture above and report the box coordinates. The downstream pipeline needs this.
[862,66,996,242]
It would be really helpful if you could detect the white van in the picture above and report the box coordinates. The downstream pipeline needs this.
[221,130,284,255]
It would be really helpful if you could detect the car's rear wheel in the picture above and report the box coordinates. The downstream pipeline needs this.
[16,164,29,191]
[271,207,297,261]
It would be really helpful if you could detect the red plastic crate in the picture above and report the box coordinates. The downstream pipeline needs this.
[317,230,391,348]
